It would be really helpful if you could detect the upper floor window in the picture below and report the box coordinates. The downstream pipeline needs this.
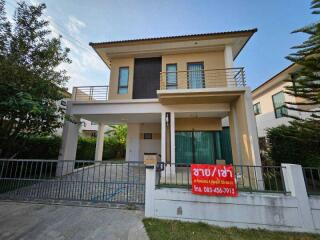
[253,102,261,115]
[272,91,287,118]
[187,62,204,89]
[118,67,129,94]
[166,64,177,89]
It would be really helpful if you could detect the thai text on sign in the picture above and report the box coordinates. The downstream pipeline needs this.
[191,164,238,197]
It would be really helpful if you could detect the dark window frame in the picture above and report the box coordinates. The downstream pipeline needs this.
[166,63,178,89]
[144,133,153,139]
[187,62,205,88]
[272,91,287,118]
[118,66,129,94]
[253,102,261,115]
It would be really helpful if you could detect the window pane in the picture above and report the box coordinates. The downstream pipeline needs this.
[118,67,129,94]
[253,103,261,115]
[187,63,204,89]
[272,92,285,108]
[272,92,286,118]
[119,67,129,87]
[118,87,128,94]
[166,64,177,89]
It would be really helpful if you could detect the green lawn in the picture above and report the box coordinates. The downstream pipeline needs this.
[143,218,320,240]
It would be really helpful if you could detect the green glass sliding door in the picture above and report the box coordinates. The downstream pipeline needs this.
[175,128,233,165]
[175,132,193,164]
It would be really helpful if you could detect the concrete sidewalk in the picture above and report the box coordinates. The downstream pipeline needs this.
[0,201,149,240]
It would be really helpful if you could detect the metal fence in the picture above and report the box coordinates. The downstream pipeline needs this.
[0,159,145,205]
[303,167,320,195]
[156,163,288,194]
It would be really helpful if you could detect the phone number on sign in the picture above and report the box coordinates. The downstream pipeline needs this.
[193,186,236,195]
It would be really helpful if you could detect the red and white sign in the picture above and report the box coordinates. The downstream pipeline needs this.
[191,164,238,197]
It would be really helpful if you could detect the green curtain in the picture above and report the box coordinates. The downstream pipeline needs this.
[221,127,233,164]
[194,132,214,164]
[175,132,193,164]
[175,129,233,165]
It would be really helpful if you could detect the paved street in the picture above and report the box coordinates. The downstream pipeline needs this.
[0,201,149,240]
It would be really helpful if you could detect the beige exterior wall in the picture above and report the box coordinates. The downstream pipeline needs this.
[161,51,226,89]
[175,117,222,131]
[108,57,134,100]
[108,51,226,100]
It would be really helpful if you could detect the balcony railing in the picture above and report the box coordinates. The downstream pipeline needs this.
[160,67,246,90]
[73,86,109,101]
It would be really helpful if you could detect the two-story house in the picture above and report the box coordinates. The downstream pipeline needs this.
[59,29,261,169]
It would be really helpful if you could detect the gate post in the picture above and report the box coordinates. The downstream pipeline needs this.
[145,164,156,217]
[282,164,315,231]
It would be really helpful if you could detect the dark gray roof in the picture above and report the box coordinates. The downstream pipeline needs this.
[89,28,257,46]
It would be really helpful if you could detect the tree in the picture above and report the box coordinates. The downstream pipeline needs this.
[284,0,320,119]
[267,0,320,167]
[0,1,71,157]
[106,125,128,159]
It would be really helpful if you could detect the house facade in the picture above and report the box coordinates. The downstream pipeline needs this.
[59,29,261,167]
[252,63,313,141]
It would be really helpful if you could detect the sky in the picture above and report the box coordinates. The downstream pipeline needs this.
[5,0,318,92]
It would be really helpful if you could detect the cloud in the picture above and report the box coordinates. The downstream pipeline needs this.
[44,14,107,91]
[67,16,86,37]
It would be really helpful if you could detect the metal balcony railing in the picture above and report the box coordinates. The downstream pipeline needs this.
[73,86,109,101]
[160,67,246,90]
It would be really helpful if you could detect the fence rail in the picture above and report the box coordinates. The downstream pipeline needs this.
[156,163,288,194]
[0,159,145,204]
[160,68,246,90]
[303,167,320,195]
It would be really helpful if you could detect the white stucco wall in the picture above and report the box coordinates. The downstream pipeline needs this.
[145,164,319,233]
[126,123,161,162]
[139,123,161,162]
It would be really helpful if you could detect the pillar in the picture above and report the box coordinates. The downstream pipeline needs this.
[126,123,140,162]
[282,164,315,231]
[95,123,105,161]
[145,164,156,217]
[224,45,234,87]
[57,102,80,176]
[161,112,166,163]
[170,112,175,164]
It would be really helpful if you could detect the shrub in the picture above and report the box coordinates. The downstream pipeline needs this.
[1,135,126,160]
[267,121,320,167]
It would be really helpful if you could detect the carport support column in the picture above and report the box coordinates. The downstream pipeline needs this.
[57,102,80,176]
[95,123,105,161]
[170,112,175,164]
[161,112,166,163]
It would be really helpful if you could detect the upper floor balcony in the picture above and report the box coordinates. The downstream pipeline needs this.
[72,67,246,102]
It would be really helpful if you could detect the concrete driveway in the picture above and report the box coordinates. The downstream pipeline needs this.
[0,202,149,240]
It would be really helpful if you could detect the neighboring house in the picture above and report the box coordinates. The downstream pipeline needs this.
[252,63,313,142]
[59,29,261,167]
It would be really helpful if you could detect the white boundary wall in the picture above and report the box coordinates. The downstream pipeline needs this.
[145,164,320,233]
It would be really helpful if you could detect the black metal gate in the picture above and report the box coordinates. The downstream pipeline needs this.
[0,159,145,205]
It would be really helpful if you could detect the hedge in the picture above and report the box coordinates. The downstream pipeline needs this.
[267,123,320,167]
[1,135,125,160]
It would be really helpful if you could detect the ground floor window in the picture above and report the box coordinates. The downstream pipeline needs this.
[175,127,233,164]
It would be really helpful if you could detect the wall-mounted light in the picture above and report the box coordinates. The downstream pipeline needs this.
[165,112,170,126]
